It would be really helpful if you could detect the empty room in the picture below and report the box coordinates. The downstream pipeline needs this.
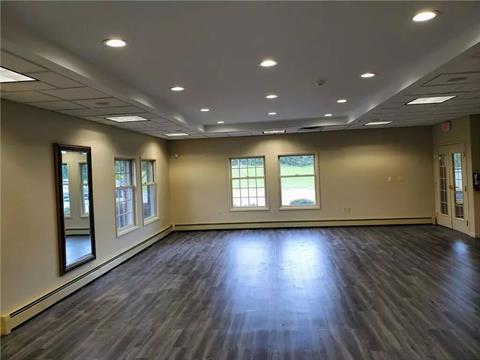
[1,1,480,359]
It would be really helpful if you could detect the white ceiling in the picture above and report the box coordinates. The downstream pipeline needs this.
[1,2,480,139]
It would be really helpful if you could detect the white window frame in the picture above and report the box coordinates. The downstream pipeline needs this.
[229,155,269,211]
[114,158,138,236]
[140,158,159,225]
[278,153,320,210]
[62,163,72,218]
[79,162,89,218]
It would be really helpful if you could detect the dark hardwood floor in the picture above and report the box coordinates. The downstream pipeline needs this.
[2,225,480,359]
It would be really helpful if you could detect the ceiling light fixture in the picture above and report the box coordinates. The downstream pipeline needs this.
[200,108,210,112]
[337,99,347,103]
[260,59,278,68]
[268,112,277,116]
[103,38,127,48]
[170,86,185,92]
[407,96,455,105]
[165,133,189,137]
[0,67,36,83]
[265,94,278,99]
[365,121,392,126]
[361,72,376,78]
[412,10,438,22]
[106,115,147,122]
[217,121,225,124]
[263,130,286,135]
[324,113,333,117]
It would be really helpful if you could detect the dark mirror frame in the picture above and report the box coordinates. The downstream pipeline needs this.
[54,143,96,275]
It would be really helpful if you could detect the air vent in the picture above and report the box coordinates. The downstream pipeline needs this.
[298,126,324,132]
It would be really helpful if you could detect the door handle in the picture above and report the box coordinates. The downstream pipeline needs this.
[449,185,454,190]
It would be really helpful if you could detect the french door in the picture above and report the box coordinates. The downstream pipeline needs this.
[434,144,469,234]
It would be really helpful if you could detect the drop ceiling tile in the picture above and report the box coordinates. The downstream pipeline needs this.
[0,51,45,72]
[73,98,129,108]
[0,91,58,102]
[422,72,480,87]
[1,81,55,92]
[33,101,85,111]
[28,72,82,88]
[42,87,107,100]
[59,106,144,117]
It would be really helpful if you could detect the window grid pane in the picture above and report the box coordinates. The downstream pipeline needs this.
[230,157,265,208]
[62,163,71,216]
[115,160,136,230]
[80,163,89,215]
[452,153,464,219]
[141,160,157,220]
[279,155,317,206]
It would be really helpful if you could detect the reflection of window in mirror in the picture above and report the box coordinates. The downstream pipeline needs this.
[141,160,157,223]
[115,159,137,234]
[55,144,95,274]
[79,162,89,217]
[62,163,71,217]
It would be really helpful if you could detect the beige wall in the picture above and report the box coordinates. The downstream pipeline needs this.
[1,100,170,315]
[432,115,479,237]
[169,127,435,225]
[469,115,480,236]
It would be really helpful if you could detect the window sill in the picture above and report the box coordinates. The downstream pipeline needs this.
[117,225,139,238]
[143,216,160,226]
[279,205,320,211]
[230,207,270,212]
[80,215,89,218]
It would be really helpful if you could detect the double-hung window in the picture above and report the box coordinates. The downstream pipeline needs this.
[115,159,137,233]
[141,160,157,222]
[230,157,266,209]
[61,163,71,216]
[279,154,318,207]
[79,162,89,216]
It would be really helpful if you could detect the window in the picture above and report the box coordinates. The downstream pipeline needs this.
[452,152,464,219]
[279,154,317,207]
[230,157,266,208]
[141,160,157,222]
[114,159,136,233]
[80,163,89,216]
[62,163,71,216]
[438,154,448,215]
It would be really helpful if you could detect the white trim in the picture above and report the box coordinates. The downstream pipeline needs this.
[114,158,138,237]
[1,225,173,335]
[143,216,160,226]
[140,158,159,225]
[174,217,434,231]
[116,225,139,237]
[230,207,270,212]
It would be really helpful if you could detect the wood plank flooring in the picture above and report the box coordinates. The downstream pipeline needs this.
[2,225,480,359]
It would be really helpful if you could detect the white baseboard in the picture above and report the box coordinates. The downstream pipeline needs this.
[174,217,434,231]
[1,225,173,336]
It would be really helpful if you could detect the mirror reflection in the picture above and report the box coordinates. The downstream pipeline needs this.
[55,145,95,273]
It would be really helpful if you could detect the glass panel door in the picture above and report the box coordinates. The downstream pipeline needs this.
[451,152,464,219]
[439,154,448,215]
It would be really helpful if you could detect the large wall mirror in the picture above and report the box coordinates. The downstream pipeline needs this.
[54,144,96,274]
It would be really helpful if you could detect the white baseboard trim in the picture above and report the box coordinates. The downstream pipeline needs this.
[1,225,173,336]
[174,217,434,231]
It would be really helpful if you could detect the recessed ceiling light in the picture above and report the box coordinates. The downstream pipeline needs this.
[324,113,333,117]
[106,115,147,122]
[337,99,347,103]
[260,59,278,68]
[200,108,210,112]
[170,86,184,92]
[0,67,36,83]
[407,96,455,105]
[217,121,225,124]
[263,130,286,135]
[412,10,438,22]
[268,112,277,116]
[365,121,392,126]
[265,94,278,99]
[165,133,189,137]
[361,72,376,78]
[103,38,127,48]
